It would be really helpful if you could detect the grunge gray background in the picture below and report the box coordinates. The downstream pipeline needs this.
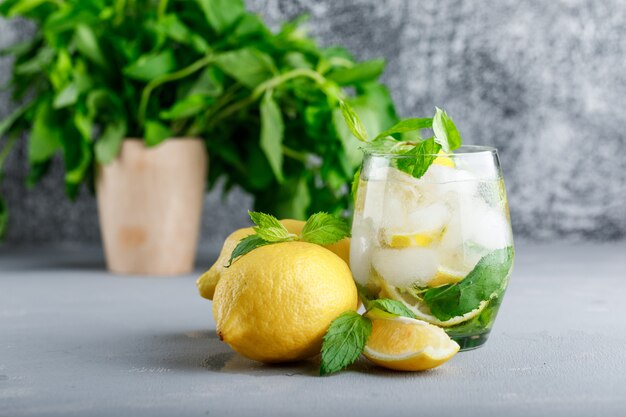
[1,0,625,246]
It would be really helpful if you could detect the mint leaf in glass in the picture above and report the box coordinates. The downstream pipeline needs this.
[423,247,514,320]
[395,137,442,179]
[366,298,416,319]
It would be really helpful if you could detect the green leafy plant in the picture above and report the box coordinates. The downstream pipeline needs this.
[0,0,398,237]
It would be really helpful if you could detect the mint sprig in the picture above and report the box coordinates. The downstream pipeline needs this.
[338,102,463,179]
[300,212,351,245]
[320,297,417,375]
[226,235,270,267]
[320,311,371,376]
[365,298,416,319]
[396,137,442,178]
[226,211,351,266]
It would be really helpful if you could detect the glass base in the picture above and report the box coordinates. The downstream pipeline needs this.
[450,331,491,351]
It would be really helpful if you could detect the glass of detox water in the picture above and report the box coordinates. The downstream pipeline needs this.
[351,146,515,350]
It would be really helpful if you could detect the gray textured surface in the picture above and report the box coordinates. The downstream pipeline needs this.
[2,242,626,416]
[1,0,626,245]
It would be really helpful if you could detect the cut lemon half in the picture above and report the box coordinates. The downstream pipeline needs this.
[363,316,460,371]
[380,281,487,327]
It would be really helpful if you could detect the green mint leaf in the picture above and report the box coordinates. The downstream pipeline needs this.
[196,0,245,34]
[160,95,212,120]
[351,166,361,203]
[0,102,30,138]
[339,100,369,142]
[29,101,63,163]
[74,25,106,67]
[144,120,172,147]
[367,298,416,319]
[326,59,385,86]
[248,211,284,230]
[432,107,462,153]
[259,91,285,183]
[395,137,442,179]
[123,50,177,82]
[253,226,294,242]
[53,82,79,109]
[215,48,276,89]
[320,311,372,376]
[94,120,127,164]
[423,247,514,320]
[373,117,433,141]
[226,235,270,267]
[300,212,350,245]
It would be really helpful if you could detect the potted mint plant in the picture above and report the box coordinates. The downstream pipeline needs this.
[0,0,397,274]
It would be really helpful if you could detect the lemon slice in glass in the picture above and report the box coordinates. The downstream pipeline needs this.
[380,281,487,327]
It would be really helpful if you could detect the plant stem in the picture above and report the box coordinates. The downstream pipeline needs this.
[0,135,18,171]
[157,0,169,19]
[138,53,215,127]
[208,68,329,128]
[114,0,127,25]
[282,146,308,163]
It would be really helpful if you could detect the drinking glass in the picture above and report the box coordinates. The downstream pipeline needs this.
[351,146,514,350]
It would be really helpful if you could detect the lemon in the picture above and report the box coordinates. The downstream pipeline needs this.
[212,241,358,363]
[432,150,455,168]
[196,219,350,300]
[196,227,254,300]
[427,266,467,288]
[380,281,487,327]
[387,232,437,248]
[363,316,459,371]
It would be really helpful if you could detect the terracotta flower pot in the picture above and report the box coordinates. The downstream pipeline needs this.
[96,138,207,276]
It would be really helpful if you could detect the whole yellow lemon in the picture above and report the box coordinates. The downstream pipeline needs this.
[196,219,350,300]
[212,241,358,363]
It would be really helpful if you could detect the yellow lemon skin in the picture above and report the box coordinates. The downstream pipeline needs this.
[212,241,358,363]
[278,219,350,265]
[363,317,460,371]
[433,150,455,168]
[196,228,253,300]
[196,219,350,300]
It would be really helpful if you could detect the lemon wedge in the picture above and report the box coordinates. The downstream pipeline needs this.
[363,316,460,371]
[432,150,455,168]
[427,266,467,288]
[380,281,487,327]
[387,232,437,248]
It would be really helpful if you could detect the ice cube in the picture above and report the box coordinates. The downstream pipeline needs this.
[440,212,464,250]
[371,247,439,288]
[421,165,478,200]
[380,191,409,230]
[450,197,512,251]
[406,202,451,233]
[350,218,376,285]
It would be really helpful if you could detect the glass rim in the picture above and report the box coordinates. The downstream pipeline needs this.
[362,144,498,158]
